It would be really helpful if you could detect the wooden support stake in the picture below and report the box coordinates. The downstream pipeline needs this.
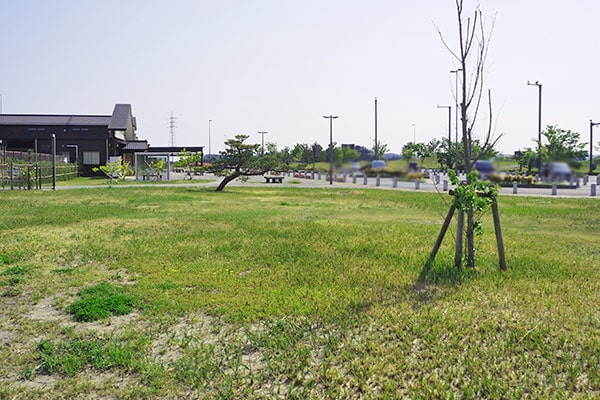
[492,199,507,270]
[425,205,456,268]
[466,210,475,268]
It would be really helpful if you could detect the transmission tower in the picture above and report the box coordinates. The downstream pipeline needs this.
[169,112,177,147]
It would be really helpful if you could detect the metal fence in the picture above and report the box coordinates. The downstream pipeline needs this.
[0,161,78,190]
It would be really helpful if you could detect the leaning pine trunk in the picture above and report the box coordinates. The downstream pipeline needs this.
[215,173,241,192]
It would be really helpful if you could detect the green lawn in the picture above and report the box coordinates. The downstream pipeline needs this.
[0,186,599,398]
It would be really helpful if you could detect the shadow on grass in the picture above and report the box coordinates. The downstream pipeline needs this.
[410,260,479,308]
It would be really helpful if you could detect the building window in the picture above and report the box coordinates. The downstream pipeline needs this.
[83,151,100,165]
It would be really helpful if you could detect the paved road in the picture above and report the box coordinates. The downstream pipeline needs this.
[238,172,600,199]
[45,171,599,198]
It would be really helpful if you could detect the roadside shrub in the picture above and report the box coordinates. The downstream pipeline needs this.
[66,282,138,322]
[501,174,537,185]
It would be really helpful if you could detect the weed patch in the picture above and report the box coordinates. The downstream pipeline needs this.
[36,337,137,377]
[66,282,138,322]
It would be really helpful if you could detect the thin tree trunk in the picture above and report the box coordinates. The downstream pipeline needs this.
[455,210,464,268]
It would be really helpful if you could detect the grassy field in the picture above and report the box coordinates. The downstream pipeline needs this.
[0,186,599,398]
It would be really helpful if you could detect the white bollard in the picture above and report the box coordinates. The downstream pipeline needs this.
[513,182,518,194]
[352,175,357,184]
[583,175,589,185]
[363,175,368,185]
[552,183,557,196]
[415,179,420,190]
[592,184,597,197]
[318,172,321,180]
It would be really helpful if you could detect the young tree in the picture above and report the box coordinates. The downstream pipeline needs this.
[436,1,500,170]
[434,0,501,268]
[341,146,360,163]
[539,125,587,166]
[435,138,452,170]
[414,143,432,167]
[177,148,202,179]
[402,142,417,163]
[515,148,537,173]
[207,135,280,192]
[92,159,131,184]
[372,140,389,160]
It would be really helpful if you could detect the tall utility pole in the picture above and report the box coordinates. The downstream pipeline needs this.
[208,120,212,156]
[323,115,339,185]
[438,105,452,169]
[590,120,600,175]
[527,81,542,171]
[450,69,462,170]
[169,112,177,147]
[374,97,378,159]
[258,131,267,156]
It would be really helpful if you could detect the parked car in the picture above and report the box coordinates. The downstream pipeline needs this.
[474,160,496,180]
[372,160,386,170]
[544,162,573,182]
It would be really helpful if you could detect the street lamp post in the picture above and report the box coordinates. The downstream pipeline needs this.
[258,131,267,156]
[527,80,542,171]
[590,120,600,175]
[323,115,339,185]
[374,97,378,159]
[208,120,212,156]
[437,105,452,169]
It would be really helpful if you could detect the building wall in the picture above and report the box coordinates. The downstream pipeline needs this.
[0,124,124,176]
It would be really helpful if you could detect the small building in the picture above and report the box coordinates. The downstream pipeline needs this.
[0,104,137,176]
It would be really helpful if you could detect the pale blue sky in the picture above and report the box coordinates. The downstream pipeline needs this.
[2,0,599,154]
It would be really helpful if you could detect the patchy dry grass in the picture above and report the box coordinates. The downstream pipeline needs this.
[0,186,599,398]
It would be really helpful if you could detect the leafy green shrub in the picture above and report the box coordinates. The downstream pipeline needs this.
[66,282,137,322]
[0,254,13,264]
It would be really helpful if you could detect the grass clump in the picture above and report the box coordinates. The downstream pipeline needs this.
[66,282,138,322]
[1,265,28,275]
[36,337,138,377]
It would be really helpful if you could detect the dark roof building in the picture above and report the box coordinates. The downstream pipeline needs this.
[0,104,137,175]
